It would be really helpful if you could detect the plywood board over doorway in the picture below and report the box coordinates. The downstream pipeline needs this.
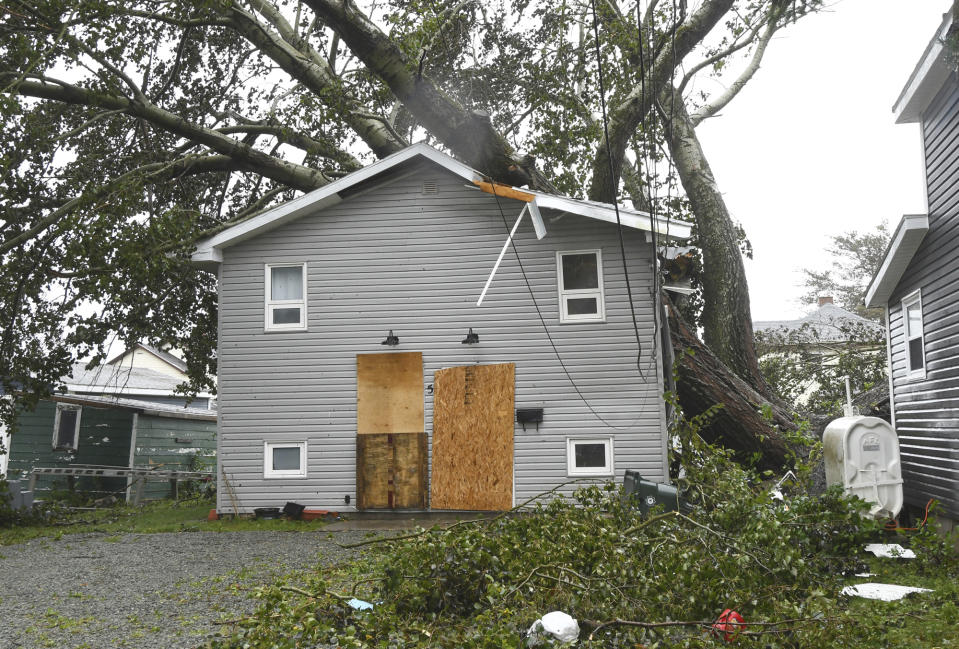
[355,352,427,509]
[356,432,428,509]
[431,363,515,511]
[356,352,424,434]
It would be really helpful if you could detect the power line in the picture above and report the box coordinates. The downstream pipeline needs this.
[482,180,644,431]
[588,0,646,380]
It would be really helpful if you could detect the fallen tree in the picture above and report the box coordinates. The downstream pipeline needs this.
[666,297,798,472]
[1,0,818,466]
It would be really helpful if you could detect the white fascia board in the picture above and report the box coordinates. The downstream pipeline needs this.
[527,200,547,239]
[189,143,483,265]
[865,214,929,307]
[533,194,692,240]
[893,10,953,124]
[190,142,690,266]
[64,384,213,398]
[191,192,342,265]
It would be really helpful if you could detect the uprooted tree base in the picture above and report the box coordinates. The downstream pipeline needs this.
[666,298,803,473]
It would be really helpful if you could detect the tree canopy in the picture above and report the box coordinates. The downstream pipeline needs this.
[801,221,891,321]
[1,0,821,428]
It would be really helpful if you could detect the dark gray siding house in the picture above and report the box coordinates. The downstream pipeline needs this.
[192,144,690,513]
[866,6,959,522]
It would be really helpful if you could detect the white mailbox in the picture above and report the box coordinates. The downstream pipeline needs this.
[823,416,903,519]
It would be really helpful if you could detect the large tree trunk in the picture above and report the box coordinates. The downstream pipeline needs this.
[666,298,798,473]
[586,0,735,204]
[663,89,769,393]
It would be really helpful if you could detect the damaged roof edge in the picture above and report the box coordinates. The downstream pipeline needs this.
[190,143,691,269]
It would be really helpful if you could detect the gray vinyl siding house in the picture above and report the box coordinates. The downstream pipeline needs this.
[866,7,959,521]
[193,144,689,513]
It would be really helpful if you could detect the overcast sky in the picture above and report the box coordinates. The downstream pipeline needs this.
[694,0,945,321]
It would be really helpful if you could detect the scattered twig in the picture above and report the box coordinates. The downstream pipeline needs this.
[585,615,834,641]
[279,585,350,601]
[622,509,678,535]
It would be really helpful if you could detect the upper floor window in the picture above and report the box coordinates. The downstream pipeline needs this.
[903,290,925,378]
[557,250,605,323]
[53,404,81,451]
[265,263,307,331]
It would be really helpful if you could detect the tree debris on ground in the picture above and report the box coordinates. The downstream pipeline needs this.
[205,430,959,649]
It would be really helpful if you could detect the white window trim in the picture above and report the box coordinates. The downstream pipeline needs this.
[902,289,926,380]
[264,263,308,332]
[263,441,308,479]
[566,437,614,477]
[52,404,82,451]
[557,249,606,323]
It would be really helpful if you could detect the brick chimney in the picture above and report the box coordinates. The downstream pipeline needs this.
[818,296,834,306]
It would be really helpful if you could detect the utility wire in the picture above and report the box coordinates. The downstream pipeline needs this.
[588,0,645,380]
[482,178,644,431]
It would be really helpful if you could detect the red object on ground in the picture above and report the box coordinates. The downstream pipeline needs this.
[712,609,745,642]
[207,509,219,521]
[301,509,335,521]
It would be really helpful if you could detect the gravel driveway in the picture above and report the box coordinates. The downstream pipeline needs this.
[0,530,371,649]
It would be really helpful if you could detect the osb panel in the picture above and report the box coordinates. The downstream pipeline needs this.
[431,363,515,511]
[356,433,427,510]
[356,352,424,434]
[393,432,428,509]
[356,434,391,510]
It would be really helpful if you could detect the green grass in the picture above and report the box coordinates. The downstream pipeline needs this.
[0,497,329,545]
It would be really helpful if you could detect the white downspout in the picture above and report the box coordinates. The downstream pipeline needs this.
[125,412,139,503]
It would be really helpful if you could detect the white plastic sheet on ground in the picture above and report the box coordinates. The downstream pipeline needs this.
[527,611,580,646]
[841,583,932,601]
[864,543,916,559]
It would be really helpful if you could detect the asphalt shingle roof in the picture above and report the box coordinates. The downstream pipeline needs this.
[753,303,883,342]
[65,363,185,392]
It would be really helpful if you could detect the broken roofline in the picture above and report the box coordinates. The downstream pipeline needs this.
[190,143,692,269]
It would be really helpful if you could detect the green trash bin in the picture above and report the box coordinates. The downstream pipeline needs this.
[623,470,681,515]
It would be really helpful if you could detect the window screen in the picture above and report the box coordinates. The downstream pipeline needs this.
[574,443,607,468]
[272,446,301,471]
[272,308,302,325]
[562,254,599,290]
[271,266,303,300]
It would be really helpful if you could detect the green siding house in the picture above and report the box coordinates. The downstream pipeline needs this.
[6,394,216,502]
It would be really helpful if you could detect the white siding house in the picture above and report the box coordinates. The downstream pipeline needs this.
[193,144,690,513]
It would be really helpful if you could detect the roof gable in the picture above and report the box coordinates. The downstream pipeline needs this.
[107,343,188,374]
[191,143,691,269]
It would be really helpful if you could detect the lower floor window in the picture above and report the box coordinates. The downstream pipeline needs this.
[566,437,614,476]
[264,441,308,478]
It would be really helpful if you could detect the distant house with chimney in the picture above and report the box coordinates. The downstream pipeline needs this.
[753,297,886,411]
[754,297,884,355]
